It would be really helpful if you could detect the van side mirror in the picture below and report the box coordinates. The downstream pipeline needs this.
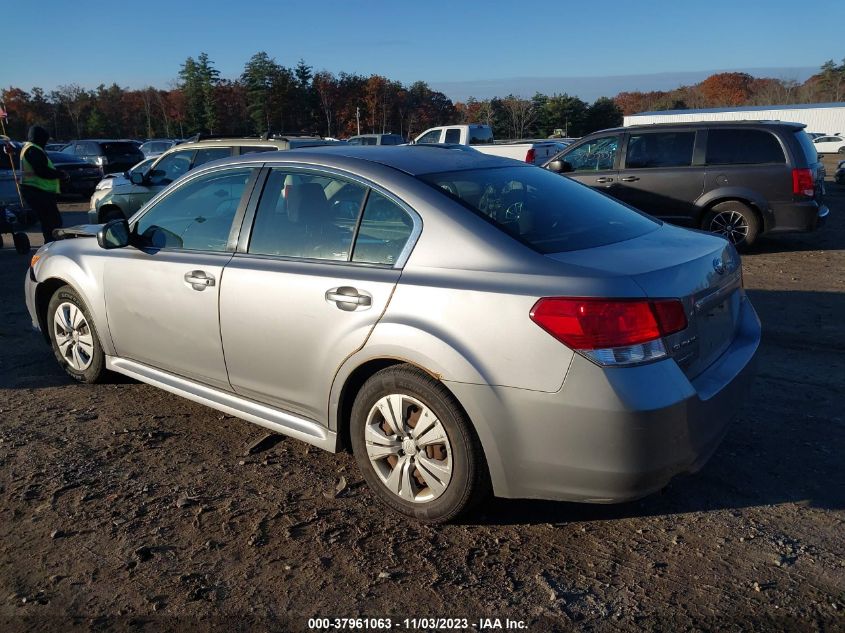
[130,171,146,185]
[97,218,130,249]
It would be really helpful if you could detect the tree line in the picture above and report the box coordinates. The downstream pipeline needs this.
[2,53,843,143]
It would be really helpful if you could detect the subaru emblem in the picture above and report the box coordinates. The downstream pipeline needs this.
[713,257,726,275]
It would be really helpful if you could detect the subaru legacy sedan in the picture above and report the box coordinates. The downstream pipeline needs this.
[25,146,760,522]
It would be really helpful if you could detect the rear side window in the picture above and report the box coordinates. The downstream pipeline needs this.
[794,132,820,165]
[238,146,278,155]
[419,166,659,254]
[352,192,413,265]
[625,132,695,168]
[706,129,785,165]
[444,129,462,143]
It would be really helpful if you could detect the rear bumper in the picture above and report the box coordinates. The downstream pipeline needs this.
[768,199,828,233]
[447,296,761,503]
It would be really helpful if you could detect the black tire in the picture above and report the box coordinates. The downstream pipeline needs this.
[350,364,489,523]
[13,232,30,254]
[838,146,845,154]
[46,286,109,383]
[702,201,760,249]
[100,207,125,223]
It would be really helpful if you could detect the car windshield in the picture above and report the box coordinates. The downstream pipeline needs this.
[418,166,659,253]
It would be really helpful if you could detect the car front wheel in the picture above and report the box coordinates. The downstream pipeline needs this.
[350,365,489,523]
[47,286,108,383]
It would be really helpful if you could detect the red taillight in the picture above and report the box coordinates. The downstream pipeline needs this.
[525,148,535,163]
[529,298,687,350]
[792,168,814,197]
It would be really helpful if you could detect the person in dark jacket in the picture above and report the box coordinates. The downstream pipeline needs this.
[20,125,68,243]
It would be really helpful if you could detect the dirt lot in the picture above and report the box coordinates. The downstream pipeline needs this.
[1,160,844,632]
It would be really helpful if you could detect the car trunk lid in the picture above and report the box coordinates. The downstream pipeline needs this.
[545,223,743,378]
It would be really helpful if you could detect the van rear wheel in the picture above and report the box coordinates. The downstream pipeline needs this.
[702,201,759,249]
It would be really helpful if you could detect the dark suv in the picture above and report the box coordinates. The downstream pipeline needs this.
[544,121,828,247]
[61,140,145,175]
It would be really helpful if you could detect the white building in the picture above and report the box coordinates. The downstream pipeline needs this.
[624,102,845,135]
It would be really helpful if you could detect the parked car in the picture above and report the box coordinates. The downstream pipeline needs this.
[835,159,845,184]
[90,157,156,209]
[45,143,68,152]
[61,140,145,175]
[49,151,104,198]
[139,139,179,158]
[544,121,828,248]
[812,135,845,154]
[88,135,342,223]
[346,134,406,146]
[412,124,564,164]
[27,145,760,522]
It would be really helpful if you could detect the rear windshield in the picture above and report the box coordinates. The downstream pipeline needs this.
[793,131,820,166]
[101,142,143,155]
[468,127,493,145]
[418,166,659,253]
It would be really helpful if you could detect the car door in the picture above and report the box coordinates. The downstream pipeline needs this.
[553,134,621,194]
[614,130,703,223]
[103,165,258,390]
[219,167,418,422]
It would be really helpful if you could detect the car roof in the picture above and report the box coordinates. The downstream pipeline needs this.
[588,121,806,135]
[254,144,522,176]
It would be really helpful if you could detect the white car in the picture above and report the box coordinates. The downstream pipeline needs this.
[812,135,845,154]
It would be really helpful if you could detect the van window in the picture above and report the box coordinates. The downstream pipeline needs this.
[794,131,820,165]
[625,132,695,168]
[560,135,619,172]
[706,129,785,165]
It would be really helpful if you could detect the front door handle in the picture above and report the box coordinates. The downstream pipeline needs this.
[326,286,372,311]
[595,177,613,183]
[621,176,640,182]
[184,270,216,291]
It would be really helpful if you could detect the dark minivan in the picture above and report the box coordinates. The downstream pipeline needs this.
[544,121,828,248]
[61,140,145,175]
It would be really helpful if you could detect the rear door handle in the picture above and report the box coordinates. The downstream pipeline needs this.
[184,270,216,291]
[326,286,372,311]
[621,176,640,182]
[595,177,613,183]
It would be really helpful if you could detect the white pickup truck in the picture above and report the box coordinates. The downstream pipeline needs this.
[412,124,566,164]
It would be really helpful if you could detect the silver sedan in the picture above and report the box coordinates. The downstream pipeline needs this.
[24,146,760,522]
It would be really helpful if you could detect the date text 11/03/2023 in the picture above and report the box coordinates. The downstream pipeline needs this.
[307,617,528,630]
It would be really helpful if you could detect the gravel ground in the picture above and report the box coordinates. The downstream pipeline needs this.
[1,161,843,632]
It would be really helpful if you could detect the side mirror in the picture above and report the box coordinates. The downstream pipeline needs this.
[546,160,573,173]
[97,218,130,249]
[130,171,146,185]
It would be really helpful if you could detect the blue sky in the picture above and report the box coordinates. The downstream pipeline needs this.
[4,0,843,101]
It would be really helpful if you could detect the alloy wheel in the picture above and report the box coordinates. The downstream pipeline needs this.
[53,302,94,371]
[708,210,749,245]
[364,394,453,503]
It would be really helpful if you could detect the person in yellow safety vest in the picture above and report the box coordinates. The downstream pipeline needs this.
[20,125,69,243]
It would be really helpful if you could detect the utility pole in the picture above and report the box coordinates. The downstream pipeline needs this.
[356,107,360,135]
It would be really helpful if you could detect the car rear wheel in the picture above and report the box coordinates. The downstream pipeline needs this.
[47,286,108,383]
[350,365,489,523]
[838,146,845,154]
[702,201,759,249]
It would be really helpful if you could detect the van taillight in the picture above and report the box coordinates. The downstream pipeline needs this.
[792,168,814,197]
[525,148,535,163]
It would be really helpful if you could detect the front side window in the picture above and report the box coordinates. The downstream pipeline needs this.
[419,165,658,254]
[416,130,441,144]
[561,135,619,172]
[706,129,785,165]
[248,169,366,261]
[192,147,231,168]
[625,132,695,168]
[149,150,194,186]
[134,167,252,251]
[347,137,363,145]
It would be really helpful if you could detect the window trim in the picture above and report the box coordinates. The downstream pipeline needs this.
[129,162,264,254]
[235,164,422,270]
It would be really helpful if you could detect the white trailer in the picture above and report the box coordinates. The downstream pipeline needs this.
[624,102,845,135]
